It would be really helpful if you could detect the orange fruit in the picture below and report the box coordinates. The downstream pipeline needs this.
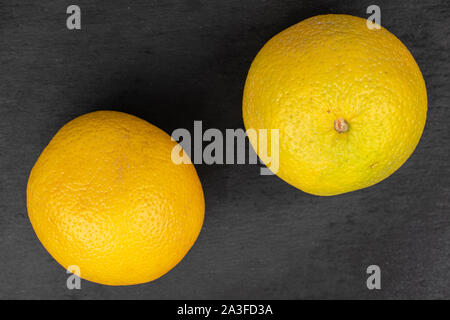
[243,14,427,196]
[27,111,204,285]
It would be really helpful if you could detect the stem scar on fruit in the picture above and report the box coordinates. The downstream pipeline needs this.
[334,118,349,133]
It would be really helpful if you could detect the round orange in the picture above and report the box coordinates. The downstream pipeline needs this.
[243,14,427,195]
[27,111,205,285]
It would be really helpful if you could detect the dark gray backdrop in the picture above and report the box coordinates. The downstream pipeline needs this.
[0,0,449,299]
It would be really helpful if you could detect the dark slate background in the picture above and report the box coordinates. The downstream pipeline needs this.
[0,0,449,299]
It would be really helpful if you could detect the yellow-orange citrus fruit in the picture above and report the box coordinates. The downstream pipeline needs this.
[27,111,204,285]
[243,14,427,196]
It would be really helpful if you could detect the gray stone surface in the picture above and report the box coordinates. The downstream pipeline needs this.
[0,0,449,299]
